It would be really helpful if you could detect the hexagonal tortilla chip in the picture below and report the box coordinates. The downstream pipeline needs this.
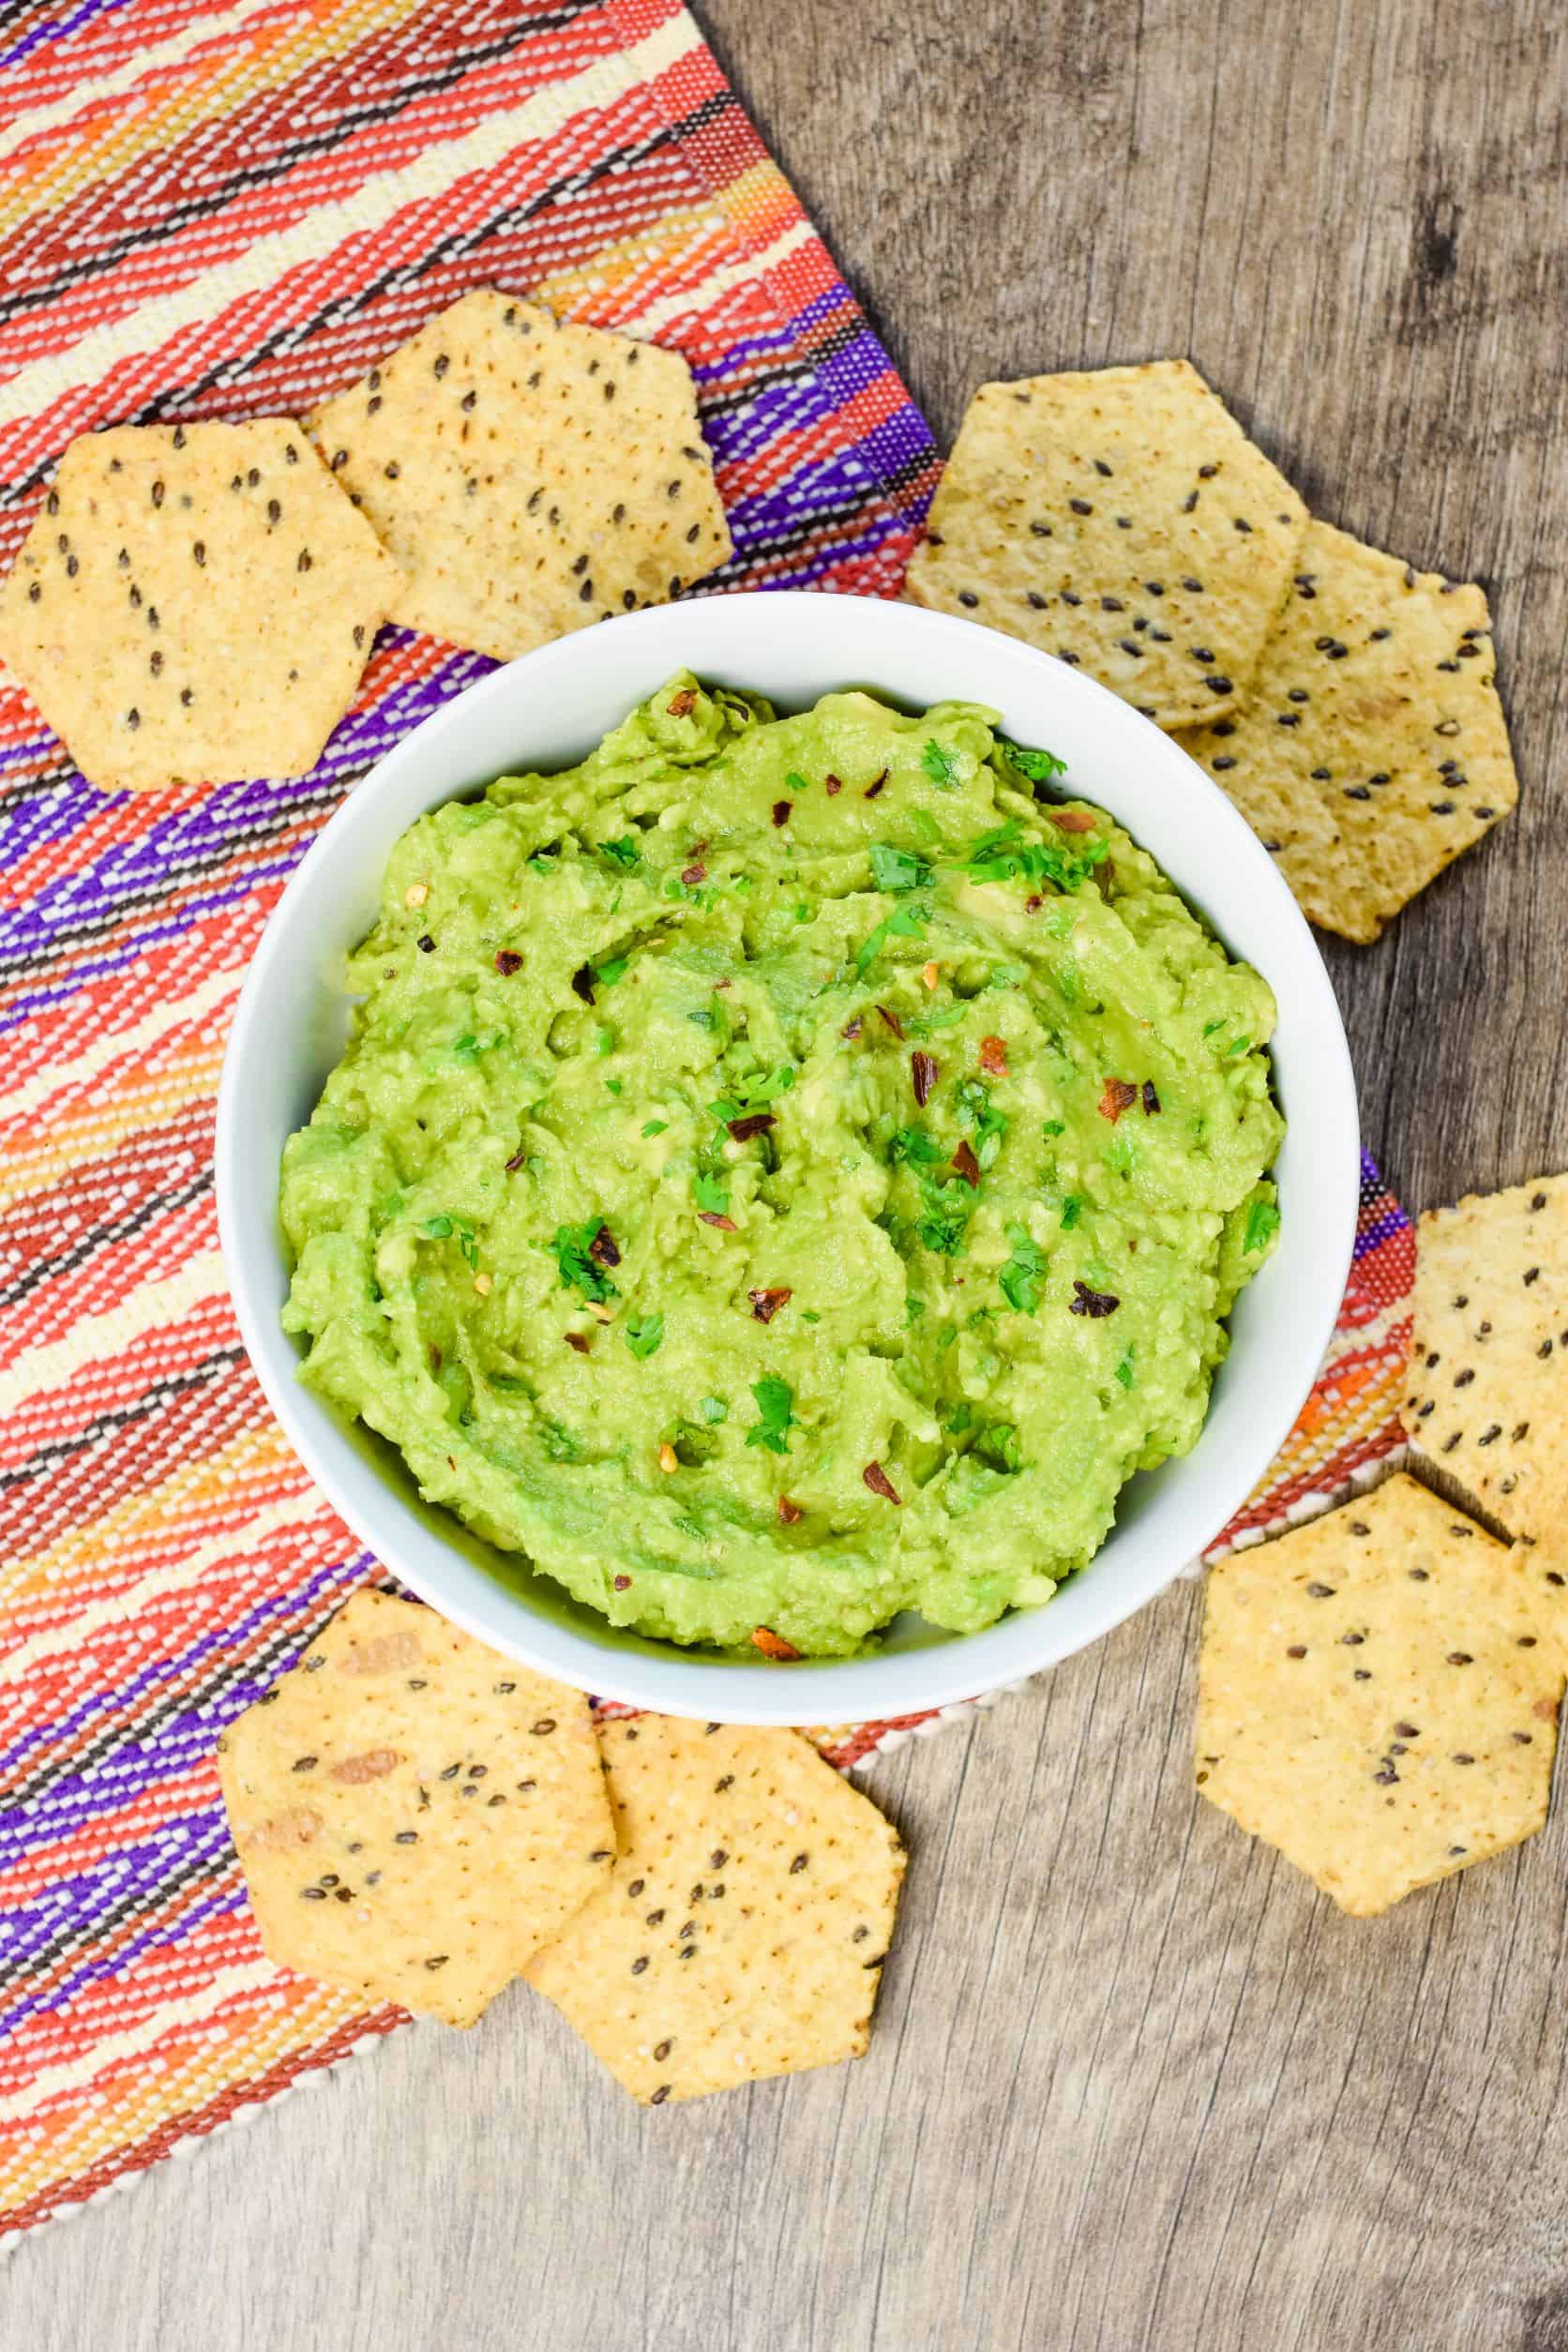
[524,1717,905,2103]
[0,420,399,792]
[1401,1173,1568,1662]
[1197,1474,1561,1916]
[1178,520,1517,942]
[217,1592,613,2026]
[309,291,731,662]
[904,359,1307,727]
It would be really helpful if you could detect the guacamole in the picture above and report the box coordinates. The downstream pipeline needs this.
[280,675,1284,1657]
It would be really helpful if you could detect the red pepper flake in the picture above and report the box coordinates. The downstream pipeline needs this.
[864,769,888,799]
[1050,807,1096,834]
[494,949,523,975]
[666,687,697,716]
[505,1150,527,1172]
[588,1224,620,1269]
[824,773,844,796]
[751,1626,800,1661]
[875,1003,905,1038]
[1098,1078,1138,1123]
[680,862,706,886]
[1069,1279,1121,1318]
[727,1111,776,1143]
[776,1496,803,1526]
[978,1034,1007,1077]
[1024,893,1044,914]
[772,800,792,826]
[564,1332,592,1355]
[842,1017,863,1040]
[911,1049,939,1106]
[862,1460,902,1504]
[571,964,596,1003]
[1141,1079,1161,1115]
[951,1138,981,1187]
[748,1286,792,1323]
[429,1345,443,1371]
[699,1211,737,1230]
[613,1574,632,1590]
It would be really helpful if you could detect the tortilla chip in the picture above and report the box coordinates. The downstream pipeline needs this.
[904,360,1306,727]
[524,1718,905,2103]
[1401,1175,1568,1659]
[217,1591,613,2026]
[0,421,398,793]
[1197,1473,1561,1915]
[1178,520,1517,942]
[309,291,731,662]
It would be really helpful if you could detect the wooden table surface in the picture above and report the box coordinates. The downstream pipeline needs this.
[14,4,1568,2345]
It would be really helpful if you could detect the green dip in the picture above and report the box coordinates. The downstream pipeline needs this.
[280,674,1283,1657]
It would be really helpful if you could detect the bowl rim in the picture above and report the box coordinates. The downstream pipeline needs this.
[217,590,1359,1725]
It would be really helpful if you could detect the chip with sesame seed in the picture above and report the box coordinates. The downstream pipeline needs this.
[309,290,731,662]
[1196,1473,1561,1915]
[1400,1174,1568,1661]
[0,420,398,792]
[1177,520,1518,941]
[217,1591,612,2027]
[524,1717,905,2102]
[904,359,1306,727]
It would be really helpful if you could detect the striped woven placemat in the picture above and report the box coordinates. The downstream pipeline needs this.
[0,0,1410,2246]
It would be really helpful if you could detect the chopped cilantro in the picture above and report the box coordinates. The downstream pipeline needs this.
[944,1399,972,1434]
[594,1026,615,1057]
[904,1297,926,1324]
[746,1375,795,1455]
[1225,1034,1253,1057]
[1202,1018,1227,1038]
[906,1002,968,1037]
[973,1421,1023,1472]
[921,739,962,790]
[550,1220,618,1304]
[997,734,1068,785]
[452,1033,479,1060]
[1244,1196,1281,1255]
[1114,1348,1136,1391]
[801,1309,822,1323]
[694,1169,731,1216]
[785,769,810,794]
[909,807,941,845]
[599,837,641,867]
[605,1078,623,1095]
[686,1003,717,1030]
[625,1312,664,1360]
[1105,1129,1138,1177]
[999,1226,1046,1314]
[420,1213,479,1271]
[869,841,932,893]
[888,1124,945,1168]
[955,1077,1008,1168]
[958,818,1107,894]
[697,1395,728,1424]
[1060,1194,1084,1230]
[594,956,629,988]
[853,898,928,976]
[916,1178,972,1257]
[641,1119,668,1138]
[419,1214,453,1238]
[794,903,812,923]
[1042,1119,1065,1138]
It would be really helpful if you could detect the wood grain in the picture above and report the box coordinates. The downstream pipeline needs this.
[11,3,1568,2346]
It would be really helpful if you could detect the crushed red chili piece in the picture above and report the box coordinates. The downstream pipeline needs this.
[570,964,596,1003]
[613,1574,632,1590]
[699,1211,737,1230]
[564,1332,592,1354]
[875,1003,905,1038]
[1050,807,1096,834]
[494,949,523,975]
[751,1626,800,1661]
[1024,893,1044,914]
[666,687,697,716]
[504,1150,527,1172]
[748,1286,792,1323]
[588,1225,620,1269]
[727,1111,776,1142]
[864,770,888,798]
[1098,1078,1138,1123]
[680,862,706,886]
[824,773,844,796]
[842,1017,863,1040]
[912,1049,939,1106]
[1069,1279,1121,1318]
[951,1138,981,1187]
[776,1496,803,1526]
[978,1034,1007,1077]
[862,1460,902,1504]
[771,800,792,826]
[1141,1080,1161,1115]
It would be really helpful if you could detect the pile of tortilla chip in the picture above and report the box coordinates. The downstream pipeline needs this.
[1194,1170,1568,1915]
[906,358,1518,942]
[0,291,731,797]
[219,1592,904,2104]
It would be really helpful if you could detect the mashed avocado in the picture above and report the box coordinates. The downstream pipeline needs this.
[281,675,1283,1657]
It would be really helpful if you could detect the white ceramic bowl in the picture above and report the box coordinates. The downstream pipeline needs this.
[218,592,1358,1725]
